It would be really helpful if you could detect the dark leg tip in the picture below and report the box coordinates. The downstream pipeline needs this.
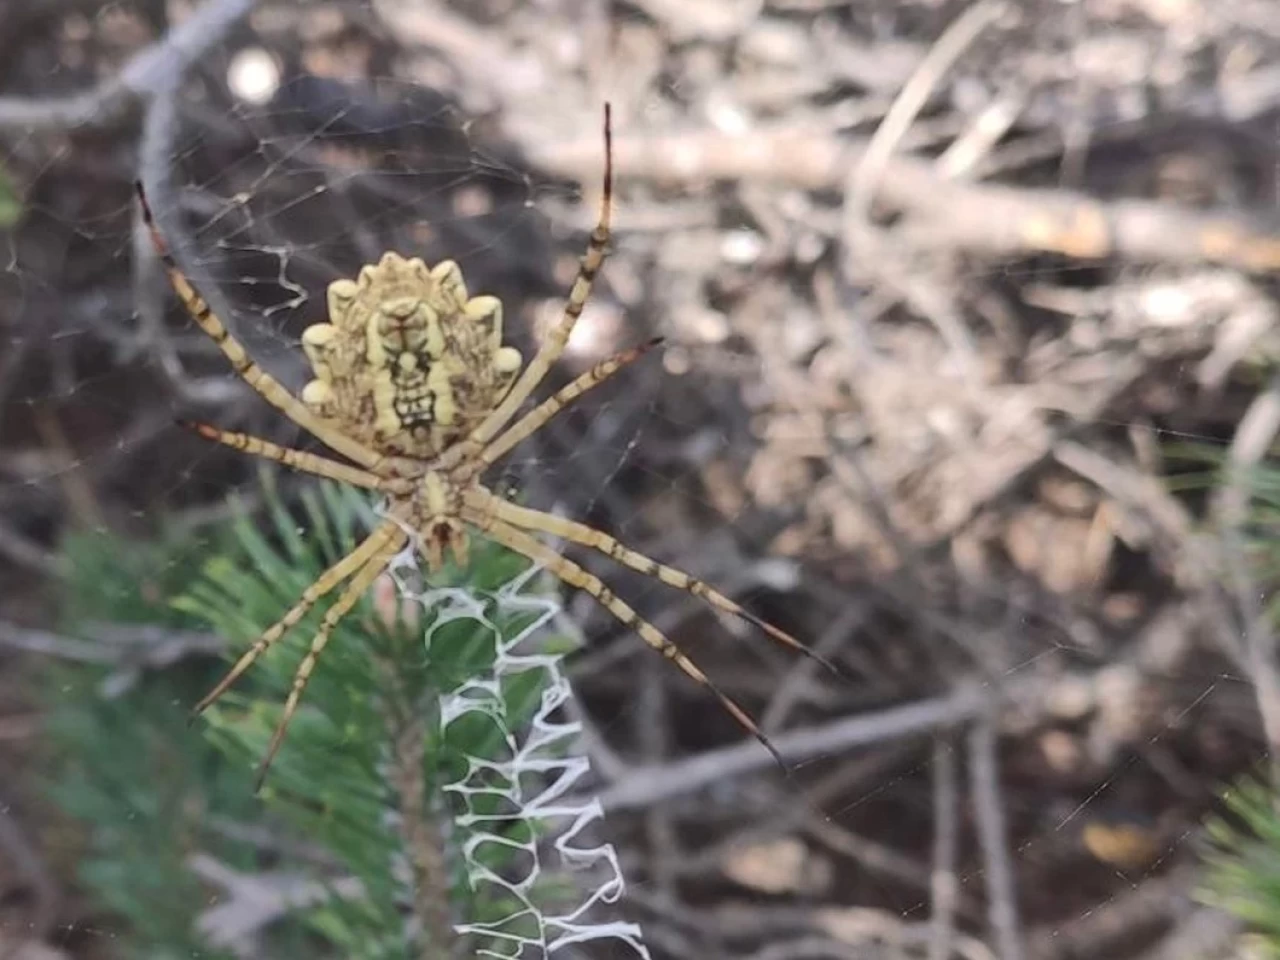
[133,181,151,218]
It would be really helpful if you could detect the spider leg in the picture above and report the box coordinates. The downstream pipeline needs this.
[135,183,384,472]
[468,512,786,770]
[468,490,841,677]
[472,337,663,474]
[256,529,407,790]
[192,519,402,719]
[179,421,406,492]
[440,104,614,468]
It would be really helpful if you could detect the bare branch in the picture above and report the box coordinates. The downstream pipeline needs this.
[968,718,1023,960]
[0,0,258,133]
[598,683,992,812]
[530,128,1280,274]
[1211,374,1280,773]
[930,738,960,960]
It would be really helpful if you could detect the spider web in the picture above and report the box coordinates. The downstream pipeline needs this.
[1,1,1278,959]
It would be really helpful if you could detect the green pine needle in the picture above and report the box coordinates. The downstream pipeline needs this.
[46,476,572,958]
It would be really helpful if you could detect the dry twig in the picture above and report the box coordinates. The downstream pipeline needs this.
[968,718,1023,960]
[530,129,1280,273]
[0,0,257,133]
[598,683,993,812]
[1212,375,1280,771]
[844,0,1010,228]
[930,738,960,960]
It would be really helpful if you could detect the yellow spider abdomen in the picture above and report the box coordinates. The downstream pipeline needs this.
[295,251,527,457]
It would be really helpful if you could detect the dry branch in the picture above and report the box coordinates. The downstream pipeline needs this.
[0,0,257,133]
[597,683,993,812]
[969,718,1024,960]
[529,129,1280,273]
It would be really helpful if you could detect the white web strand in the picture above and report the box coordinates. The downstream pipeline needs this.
[400,559,650,959]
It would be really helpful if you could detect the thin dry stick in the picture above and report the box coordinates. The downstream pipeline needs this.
[597,683,992,811]
[529,131,1280,274]
[0,0,257,132]
[132,0,317,430]
[638,655,683,894]
[1135,904,1243,960]
[0,621,117,662]
[936,93,1026,179]
[930,738,959,960]
[134,11,338,437]
[190,853,364,954]
[844,0,1010,227]
[967,718,1023,960]
[841,0,1008,374]
[761,601,867,734]
[0,798,57,960]
[804,816,941,899]
[1052,440,1247,668]
[1212,374,1280,777]
[370,0,513,113]
[1025,866,1199,960]
[0,518,66,577]
[828,435,927,576]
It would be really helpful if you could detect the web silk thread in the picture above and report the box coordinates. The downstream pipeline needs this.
[409,563,651,958]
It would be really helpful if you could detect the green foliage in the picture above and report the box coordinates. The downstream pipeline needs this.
[178,479,558,956]
[1199,776,1280,957]
[1191,451,1280,954]
[46,475,568,958]
[44,520,299,958]
[0,162,18,227]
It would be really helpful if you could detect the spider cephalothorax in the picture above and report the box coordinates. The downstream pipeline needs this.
[138,105,835,789]
[300,251,523,458]
[412,471,473,572]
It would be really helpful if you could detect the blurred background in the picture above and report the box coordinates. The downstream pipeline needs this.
[4,0,1280,957]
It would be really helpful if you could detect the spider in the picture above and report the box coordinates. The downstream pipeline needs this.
[137,106,834,789]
